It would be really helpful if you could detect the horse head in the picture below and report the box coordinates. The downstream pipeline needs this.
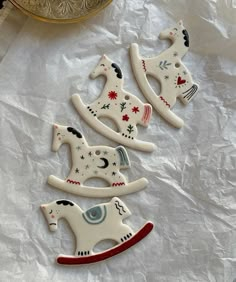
[52,124,85,151]
[90,55,123,81]
[90,54,112,79]
[41,200,76,231]
[159,20,189,48]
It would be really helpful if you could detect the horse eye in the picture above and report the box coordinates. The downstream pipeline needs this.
[49,210,53,214]
[173,28,178,31]
[100,64,105,66]
[57,133,61,136]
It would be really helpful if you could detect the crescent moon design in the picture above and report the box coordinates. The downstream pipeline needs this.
[97,158,109,169]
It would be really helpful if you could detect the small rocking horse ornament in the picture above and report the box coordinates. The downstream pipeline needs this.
[41,198,154,265]
[47,124,149,197]
[71,55,155,152]
[130,20,199,128]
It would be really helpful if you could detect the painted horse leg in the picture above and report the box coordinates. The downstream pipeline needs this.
[112,224,135,243]
[111,171,127,187]
[75,237,94,257]
[66,169,88,186]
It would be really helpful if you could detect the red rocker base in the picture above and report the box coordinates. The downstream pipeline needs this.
[57,222,154,265]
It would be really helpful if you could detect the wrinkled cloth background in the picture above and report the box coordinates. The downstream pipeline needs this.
[0,0,236,281]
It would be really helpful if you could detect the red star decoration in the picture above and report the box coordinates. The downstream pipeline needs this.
[108,91,118,100]
[132,106,140,114]
[122,114,129,122]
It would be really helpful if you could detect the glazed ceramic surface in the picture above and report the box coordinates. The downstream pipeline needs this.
[41,197,154,265]
[48,124,148,197]
[130,21,199,128]
[72,55,155,152]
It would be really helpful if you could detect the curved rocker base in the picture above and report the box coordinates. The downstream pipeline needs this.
[130,43,184,129]
[48,175,148,198]
[57,221,154,265]
[150,97,184,129]
[71,94,156,152]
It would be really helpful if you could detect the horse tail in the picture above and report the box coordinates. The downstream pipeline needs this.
[179,84,199,105]
[115,146,130,169]
[141,104,152,126]
[111,197,131,219]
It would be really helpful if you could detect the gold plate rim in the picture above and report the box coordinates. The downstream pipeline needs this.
[9,0,112,24]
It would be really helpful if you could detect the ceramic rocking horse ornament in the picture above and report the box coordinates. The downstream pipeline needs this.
[41,197,154,265]
[130,20,199,128]
[47,124,148,197]
[71,55,155,152]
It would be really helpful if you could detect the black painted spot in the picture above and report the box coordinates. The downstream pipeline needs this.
[56,200,74,206]
[182,29,189,47]
[67,127,82,139]
[111,63,122,79]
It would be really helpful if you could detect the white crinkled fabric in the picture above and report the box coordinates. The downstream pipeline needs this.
[0,0,236,281]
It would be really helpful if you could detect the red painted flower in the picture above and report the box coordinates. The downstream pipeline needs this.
[132,106,140,114]
[108,91,118,100]
[122,114,129,121]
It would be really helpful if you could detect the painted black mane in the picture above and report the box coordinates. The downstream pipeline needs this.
[67,127,82,139]
[56,200,74,206]
[182,29,189,47]
[111,63,122,79]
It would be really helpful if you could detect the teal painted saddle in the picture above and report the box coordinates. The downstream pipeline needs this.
[82,205,107,225]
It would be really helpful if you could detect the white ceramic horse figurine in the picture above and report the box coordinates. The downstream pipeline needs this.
[41,198,154,265]
[72,55,155,152]
[130,20,199,128]
[47,124,148,198]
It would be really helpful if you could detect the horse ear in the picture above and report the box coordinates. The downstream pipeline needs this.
[178,20,183,26]
[102,54,107,59]
[54,124,58,129]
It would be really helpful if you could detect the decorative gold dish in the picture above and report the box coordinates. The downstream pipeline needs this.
[9,0,112,23]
